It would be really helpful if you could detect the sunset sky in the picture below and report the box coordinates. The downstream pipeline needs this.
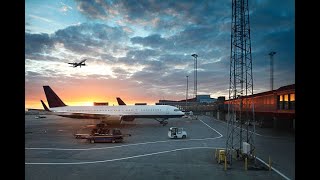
[25,0,295,109]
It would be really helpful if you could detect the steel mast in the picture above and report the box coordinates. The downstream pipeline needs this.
[226,0,255,165]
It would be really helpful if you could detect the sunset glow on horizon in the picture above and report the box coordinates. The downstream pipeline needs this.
[25,85,163,109]
[27,98,159,109]
[25,0,295,109]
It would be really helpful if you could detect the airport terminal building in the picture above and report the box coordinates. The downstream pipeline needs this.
[156,95,216,107]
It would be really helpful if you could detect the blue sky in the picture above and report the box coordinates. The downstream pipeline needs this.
[25,0,295,108]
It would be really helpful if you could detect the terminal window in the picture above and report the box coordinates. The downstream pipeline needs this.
[277,95,283,110]
[277,94,294,110]
[284,94,289,109]
[289,93,295,110]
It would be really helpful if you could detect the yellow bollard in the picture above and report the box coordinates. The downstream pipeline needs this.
[245,157,247,171]
[224,155,227,170]
[269,156,272,171]
[218,149,225,164]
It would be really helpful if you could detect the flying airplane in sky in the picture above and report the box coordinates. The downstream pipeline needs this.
[41,86,184,126]
[68,59,87,68]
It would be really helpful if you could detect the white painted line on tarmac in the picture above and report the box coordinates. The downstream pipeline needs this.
[26,145,294,180]
[256,156,291,180]
[25,136,222,151]
[198,119,223,137]
[25,146,221,165]
[27,116,292,179]
[26,118,224,151]
[206,116,285,138]
[201,116,293,180]
[26,139,292,180]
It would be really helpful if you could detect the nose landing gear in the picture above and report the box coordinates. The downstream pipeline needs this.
[155,118,168,126]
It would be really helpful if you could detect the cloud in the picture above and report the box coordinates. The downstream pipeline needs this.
[75,0,110,20]
[60,2,73,14]
[25,71,42,77]
[28,14,62,28]
[131,34,168,49]
[26,0,295,108]
[74,0,232,34]
[117,48,159,65]
[25,33,54,54]
[25,23,130,61]
[54,23,128,52]
[29,14,53,23]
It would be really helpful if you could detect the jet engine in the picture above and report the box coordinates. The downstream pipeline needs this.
[122,116,135,121]
[103,115,122,125]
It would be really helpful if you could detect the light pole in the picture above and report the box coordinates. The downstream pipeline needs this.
[186,75,189,111]
[191,54,198,98]
[268,51,276,91]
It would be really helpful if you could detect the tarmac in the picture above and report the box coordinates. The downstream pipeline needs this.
[25,114,295,180]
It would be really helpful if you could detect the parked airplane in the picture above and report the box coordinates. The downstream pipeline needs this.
[41,86,184,126]
[68,59,87,68]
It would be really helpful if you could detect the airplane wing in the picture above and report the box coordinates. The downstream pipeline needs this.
[67,59,86,67]
[60,112,114,119]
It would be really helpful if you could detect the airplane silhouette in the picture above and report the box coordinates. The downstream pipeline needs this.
[68,59,87,68]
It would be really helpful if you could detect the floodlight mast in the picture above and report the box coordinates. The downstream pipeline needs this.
[191,54,198,99]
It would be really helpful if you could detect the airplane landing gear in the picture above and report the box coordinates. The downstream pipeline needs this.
[160,121,168,126]
[155,118,168,126]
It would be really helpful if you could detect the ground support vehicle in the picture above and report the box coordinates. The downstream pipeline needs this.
[168,127,187,139]
[74,128,130,143]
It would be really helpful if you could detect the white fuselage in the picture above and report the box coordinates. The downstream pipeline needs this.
[49,105,184,124]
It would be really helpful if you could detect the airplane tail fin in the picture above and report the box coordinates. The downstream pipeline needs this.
[43,86,67,108]
[116,97,126,105]
[40,100,50,111]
